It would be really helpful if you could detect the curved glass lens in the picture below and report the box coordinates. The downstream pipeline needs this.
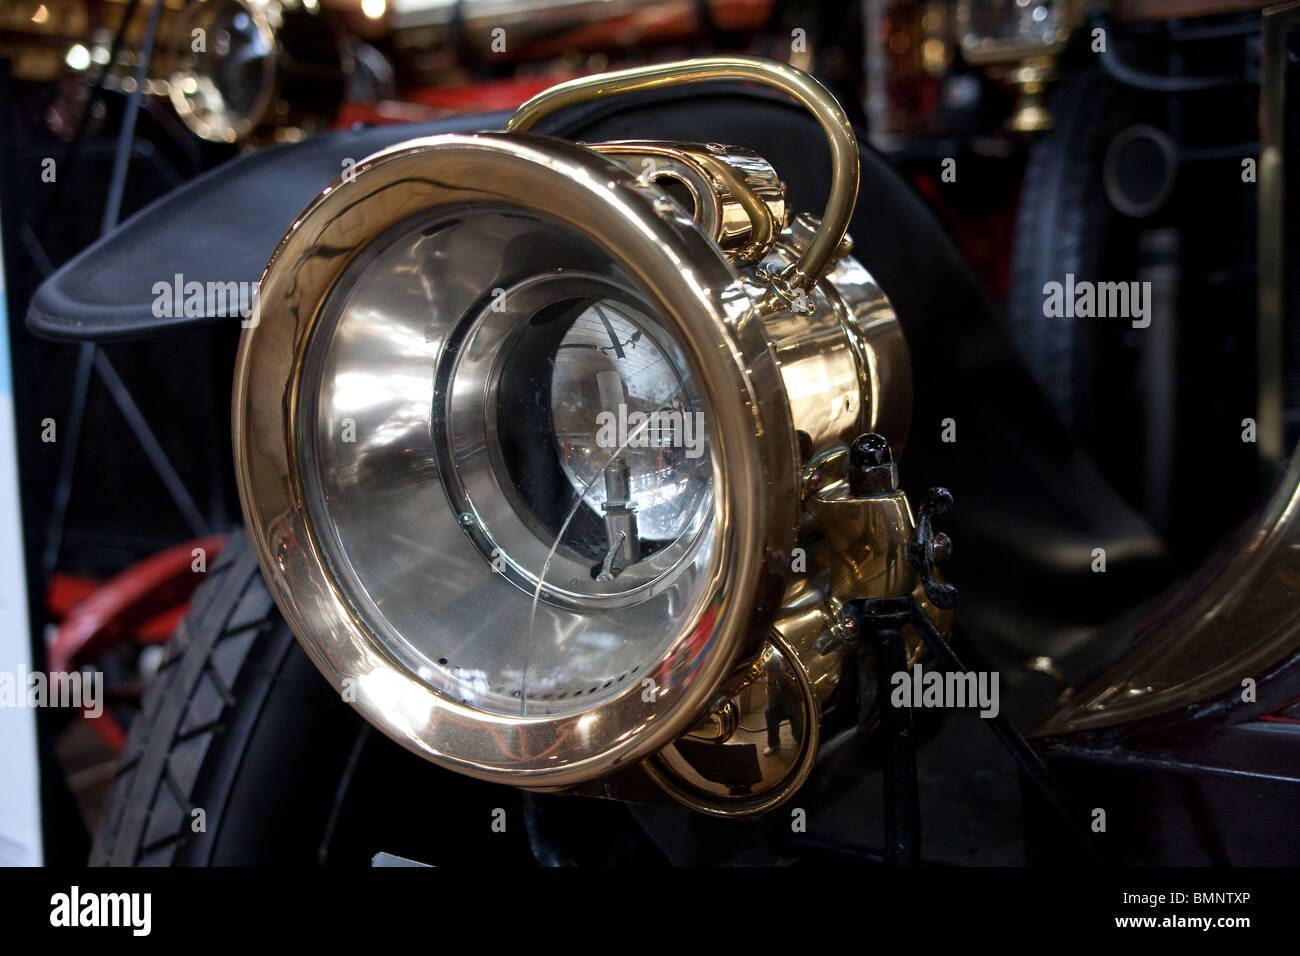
[174,0,274,135]
[298,204,718,718]
[957,0,1062,47]
[549,302,712,547]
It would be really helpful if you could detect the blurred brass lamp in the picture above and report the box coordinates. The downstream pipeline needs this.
[955,0,1087,132]
[169,0,344,143]
[233,55,952,815]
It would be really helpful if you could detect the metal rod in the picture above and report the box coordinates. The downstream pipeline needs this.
[908,601,1101,862]
[41,344,96,577]
[101,0,165,234]
[33,0,142,235]
[875,614,920,866]
[92,350,209,537]
[18,223,54,277]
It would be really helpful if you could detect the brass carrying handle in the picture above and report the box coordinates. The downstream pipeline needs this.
[506,55,860,291]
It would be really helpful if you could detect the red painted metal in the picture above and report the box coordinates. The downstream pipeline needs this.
[48,535,228,674]
[47,536,229,753]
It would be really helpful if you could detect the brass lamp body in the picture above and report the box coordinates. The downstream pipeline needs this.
[234,56,953,819]
[582,141,926,814]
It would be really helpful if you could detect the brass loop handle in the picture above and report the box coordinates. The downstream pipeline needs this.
[506,55,860,290]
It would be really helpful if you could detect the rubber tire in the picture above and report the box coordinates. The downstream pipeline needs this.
[90,531,361,866]
[1007,69,1118,431]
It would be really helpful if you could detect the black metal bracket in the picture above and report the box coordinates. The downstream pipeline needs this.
[906,486,958,610]
[848,596,919,865]
[843,486,1101,866]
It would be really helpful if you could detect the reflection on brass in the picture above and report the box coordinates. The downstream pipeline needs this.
[1035,435,1300,733]
[804,448,951,662]
[1024,655,1067,689]
[808,484,917,605]
[645,633,820,816]
[590,141,787,264]
[754,219,914,456]
[1004,56,1058,133]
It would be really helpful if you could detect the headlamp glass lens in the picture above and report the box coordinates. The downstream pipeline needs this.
[298,205,718,717]
[175,0,273,134]
[548,301,712,548]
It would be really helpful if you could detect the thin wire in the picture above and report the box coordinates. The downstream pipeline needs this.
[520,382,692,715]
[92,350,209,536]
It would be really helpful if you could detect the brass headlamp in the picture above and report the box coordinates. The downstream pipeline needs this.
[169,0,343,144]
[233,55,951,816]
